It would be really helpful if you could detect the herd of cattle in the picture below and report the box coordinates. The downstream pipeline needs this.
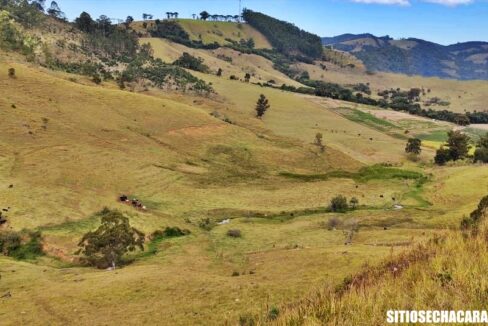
[119,195,147,211]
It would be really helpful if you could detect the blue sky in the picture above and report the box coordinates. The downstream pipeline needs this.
[54,0,488,45]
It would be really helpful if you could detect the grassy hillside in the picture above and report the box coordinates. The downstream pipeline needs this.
[141,37,300,87]
[132,19,272,49]
[178,19,272,49]
[294,60,488,114]
[261,196,488,325]
[2,6,488,326]
[5,54,488,324]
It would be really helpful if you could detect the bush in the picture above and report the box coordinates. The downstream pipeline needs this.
[151,227,190,239]
[434,147,451,166]
[267,306,280,321]
[173,52,209,73]
[92,74,102,84]
[198,218,215,231]
[227,229,242,238]
[8,67,15,78]
[0,230,43,260]
[330,195,349,212]
[324,216,342,230]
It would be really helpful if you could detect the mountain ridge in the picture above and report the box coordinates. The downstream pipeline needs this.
[322,33,488,80]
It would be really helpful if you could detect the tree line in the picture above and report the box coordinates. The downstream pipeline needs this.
[242,9,323,60]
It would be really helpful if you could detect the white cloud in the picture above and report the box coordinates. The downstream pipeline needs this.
[351,0,410,5]
[423,0,473,5]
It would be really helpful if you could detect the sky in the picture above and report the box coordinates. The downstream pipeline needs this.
[53,0,488,45]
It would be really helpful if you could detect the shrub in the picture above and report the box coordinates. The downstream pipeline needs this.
[330,195,349,212]
[173,52,209,73]
[151,227,190,239]
[92,74,102,84]
[198,218,215,231]
[267,306,280,321]
[349,197,359,209]
[0,230,43,260]
[8,67,15,78]
[434,147,451,166]
[324,216,342,230]
[227,229,242,238]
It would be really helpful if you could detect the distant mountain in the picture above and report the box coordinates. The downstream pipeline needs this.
[322,34,488,80]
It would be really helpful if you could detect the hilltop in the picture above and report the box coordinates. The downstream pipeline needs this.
[323,33,488,80]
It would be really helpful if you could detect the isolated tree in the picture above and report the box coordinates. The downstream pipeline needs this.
[75,11,94,33]
[330,195,348,212]
[446,130,470,161]
[216,68,223,77]
[8,68,15,78]
[255,94,270,118]
[77,209,145,269]
[244,72,251,82]
[405,138,422,155]
[314,132,325,152]
[200,11,210,20]
[125,15,134,26]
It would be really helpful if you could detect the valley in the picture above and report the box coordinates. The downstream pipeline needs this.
[1,2,488,325]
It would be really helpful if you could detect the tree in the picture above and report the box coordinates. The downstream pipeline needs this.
[200,11,210,20]
[349,197,359,209]
[75,11,94,33]
[434,146,451,166]
[244,72,251,82]
[246,37,255,49]
[330,195,349,212]
[474,132,488,163]
[31,0,45,12]
[216,68,223,77]
[77,209,145,269]
[47,1,65,20]
[405,138,422,155]
[96,15,113,36]
[314,132,325,152]
[173,52,209,72]
[8,68,15,78]
[446,130,470,161]
[255,94,270,118]
[125,15,134,26]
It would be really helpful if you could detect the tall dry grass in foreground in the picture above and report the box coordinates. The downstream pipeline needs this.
[251,196,488,325]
